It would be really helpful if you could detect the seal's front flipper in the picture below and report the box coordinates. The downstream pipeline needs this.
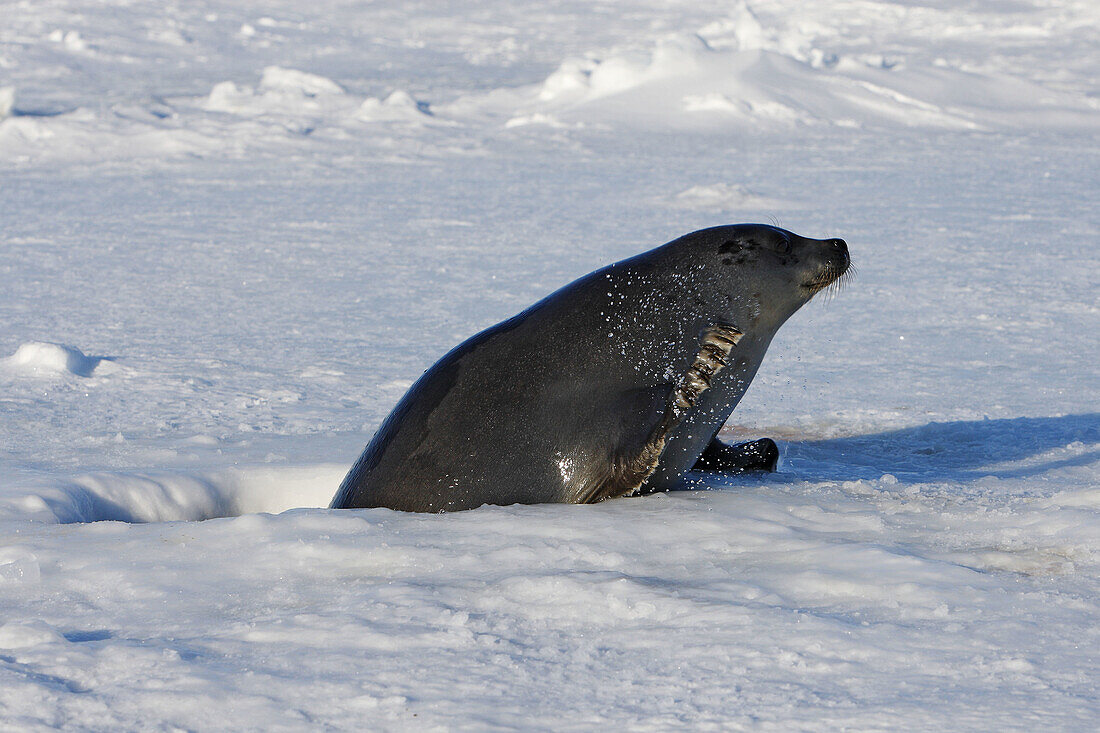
[658,324,743,434]
[693,437,779,473]
[575,324,743,504]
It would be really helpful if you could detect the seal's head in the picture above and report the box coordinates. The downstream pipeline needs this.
[684,224,850,332]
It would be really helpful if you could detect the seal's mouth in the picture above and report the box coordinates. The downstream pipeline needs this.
[802,259,853,295]
[801,276,835,292]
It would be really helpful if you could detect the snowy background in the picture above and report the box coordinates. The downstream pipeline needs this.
[1,0,1098,728]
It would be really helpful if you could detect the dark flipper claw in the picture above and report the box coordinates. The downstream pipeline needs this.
[693,437,779,473]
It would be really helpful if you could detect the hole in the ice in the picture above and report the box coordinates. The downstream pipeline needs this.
[19,465,345,525]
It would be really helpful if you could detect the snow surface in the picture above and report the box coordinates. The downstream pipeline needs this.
[1,0,1099,729]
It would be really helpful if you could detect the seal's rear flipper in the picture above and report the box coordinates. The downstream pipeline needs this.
[692,437,779,473]
[575,324,743,504]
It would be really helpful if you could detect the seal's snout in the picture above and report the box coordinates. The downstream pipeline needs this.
[801,235,851,293]
[827,238,850,269]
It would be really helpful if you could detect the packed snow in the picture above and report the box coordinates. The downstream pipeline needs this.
[1,0,1098,729]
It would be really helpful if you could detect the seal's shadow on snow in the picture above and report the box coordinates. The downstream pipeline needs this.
[772,413,1100,484]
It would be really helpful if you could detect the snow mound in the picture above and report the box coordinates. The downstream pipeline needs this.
[537,36,708,103]
[355,90,433,123]
[0,105,219,164]
[0,547,40,585]
[474,31,1099,132]
[0,621,66,649]
[697,2,769,52]
[502,112,572,129]
[0,87,13,120]
[1,342,109,378]
[3,464,345,524]
[669,183,795,211]
[204,67,347,117]
[199,71,438,141]
[258,66,345,96]
[48,29,88,53]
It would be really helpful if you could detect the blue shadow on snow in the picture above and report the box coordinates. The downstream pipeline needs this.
[776,413,1099,484]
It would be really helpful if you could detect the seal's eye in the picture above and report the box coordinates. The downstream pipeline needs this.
[775,237,792,254]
